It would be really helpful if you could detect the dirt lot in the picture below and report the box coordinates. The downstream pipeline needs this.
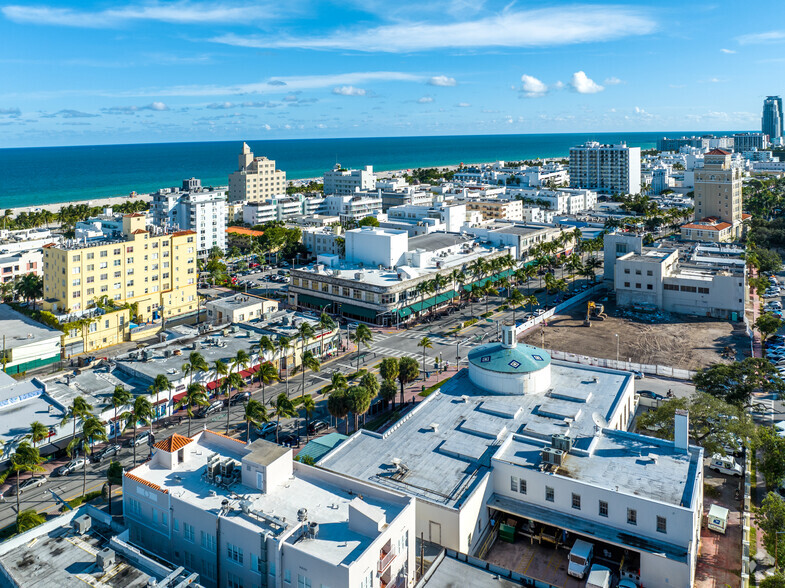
[522,300,749,371]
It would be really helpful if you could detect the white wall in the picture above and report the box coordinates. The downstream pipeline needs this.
[345,228,408,268]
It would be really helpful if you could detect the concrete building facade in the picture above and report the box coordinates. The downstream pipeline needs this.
[692,148,743,241]
[569,142,641,195]
[323,164,376,196]
[763,96,784,140]
[228,143,287,203]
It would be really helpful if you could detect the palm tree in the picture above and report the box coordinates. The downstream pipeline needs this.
[327,389,350,434]
[483,285,498,315]
[508,289,526,324]
[111,386,132,445]
[585,256,602,283]
[71,416,107,498]
[302,395,315,440]
[255,335,275,365]
[106,461,123,516]
[28,421,48,449]
[213,359,229,396]
[124,395,153,466]
[10,442,44,526]
[350,324,373,372]
[297,322,315,365]
[417,336,433,376]
[244,399,268,442]
[17,509,45,533]
[347,385,372,433]
[276,336,293,396]
[257,362,279,405]
[330,370,348,395]
[60,396,93,455]
[397,357,419,406]
[380,379,397,411]
[176,383,209,437]
[183,351,209,387]
[223,372,245,434]
[273,393,296,444]
[431,274,449,317]
[317,312,337,357]
[299,350,321,398]
[359,372,379,426]
[415,280,432,320]
[147,374,171,430]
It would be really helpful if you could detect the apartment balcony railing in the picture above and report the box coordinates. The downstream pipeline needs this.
[378,550,396,574]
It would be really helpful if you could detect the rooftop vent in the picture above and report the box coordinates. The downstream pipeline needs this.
[429,423,439,432]
[96,548,115,571]
[308,521,319,539]
[297,508,308,522]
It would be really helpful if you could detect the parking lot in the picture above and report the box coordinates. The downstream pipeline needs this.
[522,299,749,370]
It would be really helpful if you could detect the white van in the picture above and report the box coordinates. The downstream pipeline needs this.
[708,454,743,477]
[586,565,612,588]
[567,539,593,579]
[707,504,729,534]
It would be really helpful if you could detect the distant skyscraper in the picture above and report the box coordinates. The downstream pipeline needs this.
[762,96,783,140]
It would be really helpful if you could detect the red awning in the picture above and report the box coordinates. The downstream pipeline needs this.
[172,391,187,403]
[249,365,259,374]
[239,369,252,378]
[206,381,220,391]
[153,398,168,406]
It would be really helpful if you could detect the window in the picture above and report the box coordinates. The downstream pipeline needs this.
[624,282,630,288]
[128,498,141,515]
[647,270,653,276]
[572,493,581,510]
[297,575,311,588]
[635,269,641,275]
[101,250,108,258]
[284,569,292,584]
[680,285,697,293]
[657,515,667,533]
[635,283,641,289]
[183,522,195,542]
[251,553,264,574]
[698,287,710,294]
[227,571,243,588]
[647,284,653,290]
[519,479,527,495]
[174,519,179,532]
[599,501,608,517]
[545,486,554,502]
[627,508,637,525]
[664,283,679,291]
[200,531,216,552]
[227,543,243,564]
[510,476,518,492]
[623,268,630,274]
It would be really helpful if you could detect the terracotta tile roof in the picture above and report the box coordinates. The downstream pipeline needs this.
[131,229,148,234]
[227,227,265,237]
[172,230,197,237]
[204,429,247,445]
[153,433,193,452]
[682,221,732,231]
[706,148,731,155]
[124,471,169,494]
[123,213,146,218]
[742,213,752,219]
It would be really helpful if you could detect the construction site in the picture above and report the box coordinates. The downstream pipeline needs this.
[522,298,749,371]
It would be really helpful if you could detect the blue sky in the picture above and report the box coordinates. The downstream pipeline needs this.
[0,0,784,147]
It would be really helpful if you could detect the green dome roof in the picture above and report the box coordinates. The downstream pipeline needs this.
[468,343,551,374]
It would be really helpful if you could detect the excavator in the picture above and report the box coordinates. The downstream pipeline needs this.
[584,301,608,326]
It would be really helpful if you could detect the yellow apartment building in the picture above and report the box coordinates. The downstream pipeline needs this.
[42,214,199,356]
[464,198,524,221]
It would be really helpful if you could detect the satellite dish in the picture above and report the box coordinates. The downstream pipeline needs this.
[592,412,608,433]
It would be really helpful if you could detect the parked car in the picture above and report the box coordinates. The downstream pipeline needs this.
[196,400,224,418]
[618,581,639,588]
[127,431,151,447]
[53,457,86,477]
[14,475,48,494]
[708,454,743,476]
[229,391,251,405]
[90,444,121,463]
[308,420,329,435]
[257,422,278,437]
[632,371,644,380]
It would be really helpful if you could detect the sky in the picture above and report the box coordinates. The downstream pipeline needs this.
[0,0,784,147]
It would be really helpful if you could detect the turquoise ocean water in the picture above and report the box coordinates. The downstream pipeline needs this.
[0,132,714,209]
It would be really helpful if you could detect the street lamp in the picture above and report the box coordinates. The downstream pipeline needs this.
[615,333,620,363]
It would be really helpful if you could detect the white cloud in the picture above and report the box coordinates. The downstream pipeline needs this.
[332,85,366,96]
[603,76,623,85]
[737,30,785,45]
[456,102,471,107]
[101,102,169,114]
[634,106,646,114]
[263,124,272,130]
[211,5,656,53]
[570,71,604,94]
[520,74,548,98]
[720,48,736,54]
[428,75,456,87]
[417,96,434,103]
[1,2,263,28]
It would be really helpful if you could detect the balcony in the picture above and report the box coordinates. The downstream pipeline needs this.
[378,548,396,574]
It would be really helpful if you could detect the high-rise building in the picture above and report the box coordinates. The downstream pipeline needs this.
[228,143,287,203]
[151,178,227,258]
[691,148,743,241]
[569,142,641,195]
[323,164,376,195]
[733,132,770,153]
[43,214,198,355]
[762,96,783,140]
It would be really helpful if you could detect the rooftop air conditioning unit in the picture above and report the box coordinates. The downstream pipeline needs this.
[541,447,565,466]
[73,514,91,535]
[551,434,572,453]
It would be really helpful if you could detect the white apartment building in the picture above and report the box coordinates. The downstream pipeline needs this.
[0,303,62,374]
[0,228,58,254]
[301,226,344,257]
[151,178,227,258]
[322,194,383,224]
[243,202,277,226]
[319,324,702,588]
[323,164,376,196]
[0,249,42,283]
[228,143,287,203]
[384,203,466,234]
[511,187,598,215]
[463,221,571,260]
[205,293,279,325]
[75,212,126,242]
[521,206,555,224]
[609,234,745,319]
[243,195,328,226]
[569,142,641,195]
[123,431,416,588]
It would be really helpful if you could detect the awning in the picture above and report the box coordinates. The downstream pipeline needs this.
[172,391,187,403]
[338,302,378,320]
[249,365,259,374]
[206,380,220,391]
[395,290,457,318]
[297,293,333,308]
[239,369,252,378]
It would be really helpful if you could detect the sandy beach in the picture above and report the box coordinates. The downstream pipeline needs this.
[8,192,154,218]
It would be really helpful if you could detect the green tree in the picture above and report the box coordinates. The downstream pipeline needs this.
[417,336,433,376]
[318,312,337,357]
[258,361,279,405]
[28,421,48,448]
[60,396,93,454]
[223,372,245,434]
[273,393,296,443]
[16,509,46,533]
[508,289,525,324]
[176,383,209,437]
[761,573,785,588]
[302,395,315,440]
[350,324,373,372]
[756,312,785,344]
[397,357,419,406]
[70,416,107,498]
[358,216,380,227]
[379,357,399,383]
[10,442,45,527]
[244,399,268,442]
[757,426,785,489]
[327,389,351,434]
[183,352,209,387]
[106,460,123,516]
[347,385,372,432]
[277,336,293,396]
[330,370,348,394]
[124,395,153,465]
[758,492,785,567]
[111,386,132,445]
[380,379,397,410]
[693,357,785,408]
[299,350,321,398]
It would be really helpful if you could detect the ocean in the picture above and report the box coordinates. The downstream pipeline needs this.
[0,132,710,209]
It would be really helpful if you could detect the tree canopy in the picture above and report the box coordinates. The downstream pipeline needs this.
[692,357,785,408]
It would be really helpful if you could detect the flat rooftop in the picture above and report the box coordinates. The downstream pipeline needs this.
[319,365,631,509]
[0,303,62,349]
[496,429,700,508]
[207,293,275,313]
[408,232,467,251]
[0,527,153,588]
[133,432,405,566]
[417,551,522,588]
[495,224,552,237]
